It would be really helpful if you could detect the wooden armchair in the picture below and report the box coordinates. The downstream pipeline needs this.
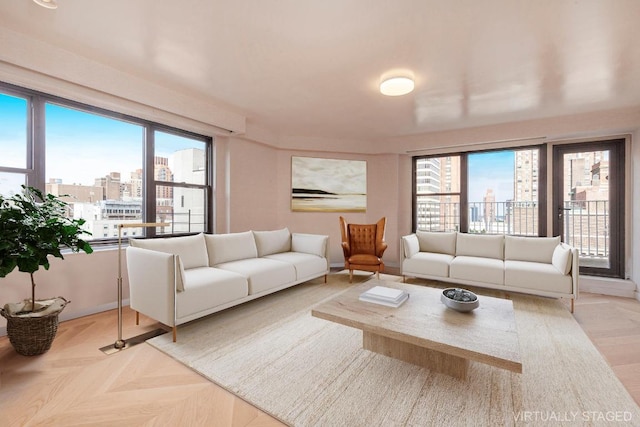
[339,216,388,283]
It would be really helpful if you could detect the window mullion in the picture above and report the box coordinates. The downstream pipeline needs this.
[144,124,156,238]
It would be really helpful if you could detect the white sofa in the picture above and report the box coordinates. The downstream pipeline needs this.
[400,231,579,312]
[126,228,329,341]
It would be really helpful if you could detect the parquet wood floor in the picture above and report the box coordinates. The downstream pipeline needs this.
[0,307,284,427]
[1,291,638,426]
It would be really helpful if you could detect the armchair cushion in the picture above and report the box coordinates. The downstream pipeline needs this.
[348,224,377,255]
[348,254,381,266]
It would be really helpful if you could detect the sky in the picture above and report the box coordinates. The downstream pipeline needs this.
[2,92,517,201]
[468,151,515,203]
[0,93,204,195]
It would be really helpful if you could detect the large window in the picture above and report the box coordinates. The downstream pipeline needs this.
[0,82,213,243]
[413,147,545,236]
[0,91,29,195]
[414,156,461,232]
[153,130,208,235]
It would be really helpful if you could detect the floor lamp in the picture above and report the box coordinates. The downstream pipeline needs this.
[100,222,169,355]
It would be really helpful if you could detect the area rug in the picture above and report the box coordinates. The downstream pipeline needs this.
[148,272,640,426]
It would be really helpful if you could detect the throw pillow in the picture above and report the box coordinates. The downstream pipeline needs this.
[253,228,291,256]
[552,244,572,275]
[505,235,561,264]
[204,231,258,265]
[416,231,457,255]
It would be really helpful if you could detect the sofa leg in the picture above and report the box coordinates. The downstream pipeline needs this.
[135,311,139,325]
[570,299,575,314]
[324,274,327,283]
[402,275,406,283]
[172,326,177,343]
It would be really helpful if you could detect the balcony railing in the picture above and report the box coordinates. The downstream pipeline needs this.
[416,201,538,236]
[562,200,609,268]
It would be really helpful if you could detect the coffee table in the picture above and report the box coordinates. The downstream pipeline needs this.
[311,280,522,379]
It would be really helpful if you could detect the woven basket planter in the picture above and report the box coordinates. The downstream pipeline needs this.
[1,297,69,356]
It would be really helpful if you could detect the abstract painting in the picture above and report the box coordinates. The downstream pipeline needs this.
[291,156,366,212]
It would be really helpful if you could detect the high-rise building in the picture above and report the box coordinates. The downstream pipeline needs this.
[94,171,122,200]
[483,188,495,227]
[514,150,538,202]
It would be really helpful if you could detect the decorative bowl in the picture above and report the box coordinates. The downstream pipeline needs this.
[441,288,479,312]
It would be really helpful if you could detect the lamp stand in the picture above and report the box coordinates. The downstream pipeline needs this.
[100,222,169,355]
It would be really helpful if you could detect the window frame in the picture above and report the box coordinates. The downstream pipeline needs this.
[0,81,214,244]
[412,145,547,236]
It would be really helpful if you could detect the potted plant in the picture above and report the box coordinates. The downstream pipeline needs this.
[0,186,93,355]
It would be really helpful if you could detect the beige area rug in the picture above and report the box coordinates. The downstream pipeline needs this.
[148,272,640,426]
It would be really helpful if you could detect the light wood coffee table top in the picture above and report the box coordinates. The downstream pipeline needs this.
[311,280,522,379]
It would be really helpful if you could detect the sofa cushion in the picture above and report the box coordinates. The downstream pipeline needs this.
[505,235,560,264]
[265,252,327,281]
[215,258,296,295]
[402,234,420,258]
[456,233,504,260]
[552,244,573,275]
[175,267,248,319]
[204,231,258,266]
[253,228,291,257]
[450,256,504,285]
[416,231,457,255]
[402,252,454,278]
[505,260,573,294]
[129,233,208,270]
[291,233,328,258]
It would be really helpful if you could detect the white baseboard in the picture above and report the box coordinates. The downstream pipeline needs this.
[0,299,129,337]
[579,276,637,298]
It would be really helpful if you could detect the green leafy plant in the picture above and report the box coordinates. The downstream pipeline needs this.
[0,186,93,312]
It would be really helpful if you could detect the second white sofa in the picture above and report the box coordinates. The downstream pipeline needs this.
[126,228,329,341]
[401,231,579,311]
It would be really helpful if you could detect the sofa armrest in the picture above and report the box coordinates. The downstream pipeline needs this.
[126,246,177,327]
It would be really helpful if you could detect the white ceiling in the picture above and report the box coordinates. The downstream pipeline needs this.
[1,1,640,147]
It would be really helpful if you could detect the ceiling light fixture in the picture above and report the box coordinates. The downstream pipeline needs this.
[380,75,415,96]
[33,0,58,9]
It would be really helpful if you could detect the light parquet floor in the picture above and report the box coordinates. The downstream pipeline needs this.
[0,307,285,427]
[1,290,638,426]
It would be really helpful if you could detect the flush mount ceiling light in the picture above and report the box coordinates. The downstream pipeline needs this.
[33,0,58,9]
[379,75,415,96]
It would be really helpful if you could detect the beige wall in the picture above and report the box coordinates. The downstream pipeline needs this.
[2,124,639,335]
[225,137,412,267]
[1,25,639,333]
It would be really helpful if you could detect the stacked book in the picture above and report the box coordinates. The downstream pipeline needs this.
[359,286,409,308]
